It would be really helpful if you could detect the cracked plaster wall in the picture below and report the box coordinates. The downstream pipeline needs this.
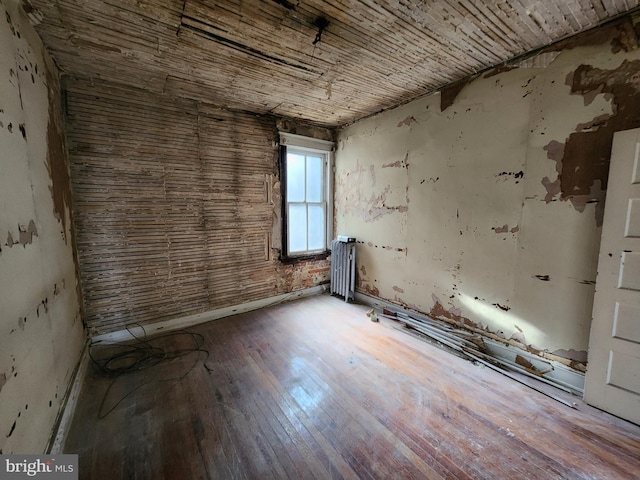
[335,16,640,369]
[0,0,85,453]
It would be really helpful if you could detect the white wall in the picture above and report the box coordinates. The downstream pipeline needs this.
[336,19,640,367]
[0,0,85,453]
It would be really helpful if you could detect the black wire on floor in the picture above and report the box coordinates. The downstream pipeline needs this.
[89,324,213,419]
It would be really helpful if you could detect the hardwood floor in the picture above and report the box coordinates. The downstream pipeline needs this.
[64,294,640,479]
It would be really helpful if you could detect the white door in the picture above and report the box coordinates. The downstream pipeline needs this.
[584,128,640,425]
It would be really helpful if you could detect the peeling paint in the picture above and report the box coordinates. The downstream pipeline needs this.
[340,183,408,223]
[611,20,639,53]
[6,421,16,438]
[484,63,517,79]
[541,176,561,203]
[382,154,409,169]
[397,115,417,127]
[361,283,379,297]
[544,59,640,226]
[440,77,473,111]
[425,295,560,364]
[576,114,611,132]
[334,20,640,375]
[392,295,421,312]
[495,170,524,182]
[355,267,380,298]
[552,348,588,364]
[45,68,72,242]
[18,220,37,246]
[493,303,510,311]
[510,328,526,345]
[517,51,560,69]
[0,2,88,453]
[429,294,474,328]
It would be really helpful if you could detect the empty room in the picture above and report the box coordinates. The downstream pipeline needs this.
[1,0,640,478]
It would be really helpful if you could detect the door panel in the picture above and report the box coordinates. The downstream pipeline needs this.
[584,128,640,425]
[607,351,640,395]
[613,302,640,343]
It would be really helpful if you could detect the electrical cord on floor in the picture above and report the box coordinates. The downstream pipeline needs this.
[89,324,213,419]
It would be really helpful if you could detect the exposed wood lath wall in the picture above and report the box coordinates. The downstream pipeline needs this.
[27,0,640,126]
[65,79,330,334]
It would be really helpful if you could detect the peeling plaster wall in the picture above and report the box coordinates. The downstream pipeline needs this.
[0,0,85,453]
[335,17,640,369]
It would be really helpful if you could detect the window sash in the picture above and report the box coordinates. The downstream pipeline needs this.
[284,146,331,257]
[287,202,327,254]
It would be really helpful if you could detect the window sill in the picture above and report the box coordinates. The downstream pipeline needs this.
[279,251,331,264]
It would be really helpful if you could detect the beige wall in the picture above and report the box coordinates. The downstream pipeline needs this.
[335,18,640,368]
[0,0,85,453]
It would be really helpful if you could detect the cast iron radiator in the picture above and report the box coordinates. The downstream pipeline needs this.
[330,238,356,302]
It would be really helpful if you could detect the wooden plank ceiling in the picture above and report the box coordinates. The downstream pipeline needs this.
[25,0,640,126]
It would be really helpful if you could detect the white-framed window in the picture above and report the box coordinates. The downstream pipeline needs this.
[279,133,334,258]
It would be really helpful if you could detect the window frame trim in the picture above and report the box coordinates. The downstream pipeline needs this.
[279,133,334,260]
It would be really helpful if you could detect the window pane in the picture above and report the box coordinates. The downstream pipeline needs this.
[287,153,305,202]
[306,156,323,203]
[288,203,307,253]
[307,204,325,251]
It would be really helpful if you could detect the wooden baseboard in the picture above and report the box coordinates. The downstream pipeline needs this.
[47,341,90,454]
[92,285,329,345]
